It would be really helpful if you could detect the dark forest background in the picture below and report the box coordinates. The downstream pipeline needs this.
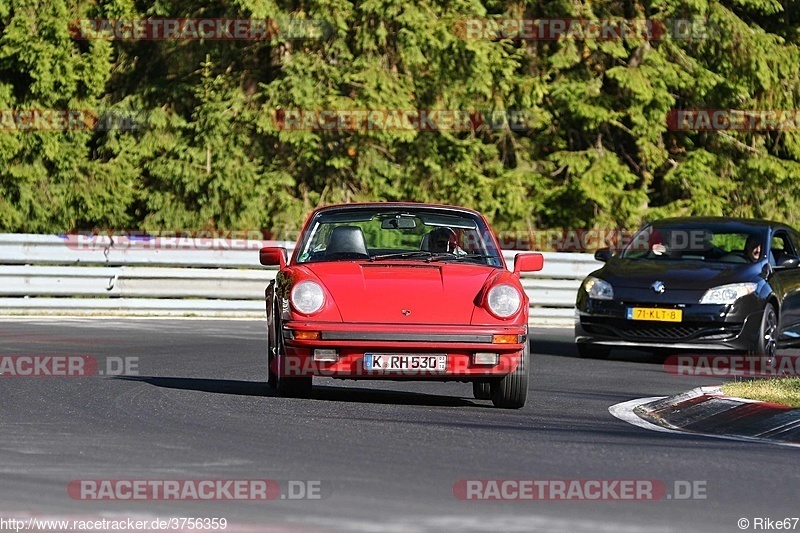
[2,0,800,240]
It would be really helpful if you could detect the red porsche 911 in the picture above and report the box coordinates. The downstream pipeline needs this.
[258,203,544,408]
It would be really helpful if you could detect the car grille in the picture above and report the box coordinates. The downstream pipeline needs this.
[619,324,703,340]
[582,320,743,342]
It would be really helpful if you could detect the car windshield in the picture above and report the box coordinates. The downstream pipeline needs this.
[620,223,769,263]
[294,207,504,267]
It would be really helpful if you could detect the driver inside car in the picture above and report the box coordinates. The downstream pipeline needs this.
[648,230,668,256]
[744,234,762,263]
[426,227,467,255]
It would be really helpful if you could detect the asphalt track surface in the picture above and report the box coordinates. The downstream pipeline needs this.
[0,318,798,533]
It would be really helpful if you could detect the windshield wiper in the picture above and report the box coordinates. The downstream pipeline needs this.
[429,253,491,263]
[369,251,494,264]
[369,251,434,261]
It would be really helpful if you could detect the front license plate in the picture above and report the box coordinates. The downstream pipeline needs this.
[626,307,683,322]
[363,354,447,372]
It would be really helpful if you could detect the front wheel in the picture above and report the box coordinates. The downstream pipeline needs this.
[751,302,778,361]
[491,343,530,409]
[266,299,279,389]
[472,381,492,400]
[277,374,312,398]
[267,350,277,389]
[272,310,312,398]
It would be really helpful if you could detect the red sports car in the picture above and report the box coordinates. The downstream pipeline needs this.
[258,203,544,408]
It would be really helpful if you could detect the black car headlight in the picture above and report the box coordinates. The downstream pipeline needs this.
[699,283,756,304]
[583,276,614,300]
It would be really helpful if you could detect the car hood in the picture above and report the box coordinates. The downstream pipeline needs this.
[597,258,763,290]
[307,262,495,324]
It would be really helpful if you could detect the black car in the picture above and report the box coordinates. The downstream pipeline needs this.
[575,217,800,359]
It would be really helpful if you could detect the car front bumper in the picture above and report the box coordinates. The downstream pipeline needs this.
[278,322,527,380]
[574,298,764,352]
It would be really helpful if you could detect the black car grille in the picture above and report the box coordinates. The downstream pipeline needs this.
[582,320,743,342]
[619,324,703,340]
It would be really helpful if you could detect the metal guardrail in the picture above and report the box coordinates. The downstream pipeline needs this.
[0,234,602,323]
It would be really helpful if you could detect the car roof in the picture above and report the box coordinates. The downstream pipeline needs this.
[648,216,795,232]
[309,202,484,217]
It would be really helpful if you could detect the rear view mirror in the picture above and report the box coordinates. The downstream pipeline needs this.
[381,216,417,230]
[259,247,287,269]
[594,248,612,262]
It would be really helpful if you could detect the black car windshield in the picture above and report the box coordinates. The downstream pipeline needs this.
[294,207,504,267]
[620,223,769,263]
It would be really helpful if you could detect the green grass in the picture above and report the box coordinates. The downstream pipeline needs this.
[722,377,800,408]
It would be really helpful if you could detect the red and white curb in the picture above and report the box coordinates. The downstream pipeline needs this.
[609,386,800,449]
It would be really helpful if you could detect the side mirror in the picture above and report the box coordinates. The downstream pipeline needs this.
[776,254,800,269]
[594,248,612,262]
[513,253,544,276]
[259,247,287,269]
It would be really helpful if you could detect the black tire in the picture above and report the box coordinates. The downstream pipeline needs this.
[267,352,278,389]
[491,343,529,409]
[267,348,278,390]
[576,343,611,360]
[751,302,778,361]
[472,381,492,400]
[277,375,313,398]
[275,328,312,398]
[267,299,278,389]
[272,303,312,398]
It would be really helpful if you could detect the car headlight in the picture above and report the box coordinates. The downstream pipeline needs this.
[487,284,522,318]
[583,276,614,300]
[290,280,325,314]
[699,283,756,304]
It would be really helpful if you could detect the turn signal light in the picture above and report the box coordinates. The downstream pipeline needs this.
[294,331,321,340]
[492,334,518,344]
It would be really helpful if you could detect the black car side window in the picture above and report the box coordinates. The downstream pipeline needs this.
[791,230,800,254]
[770,231,795,265]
